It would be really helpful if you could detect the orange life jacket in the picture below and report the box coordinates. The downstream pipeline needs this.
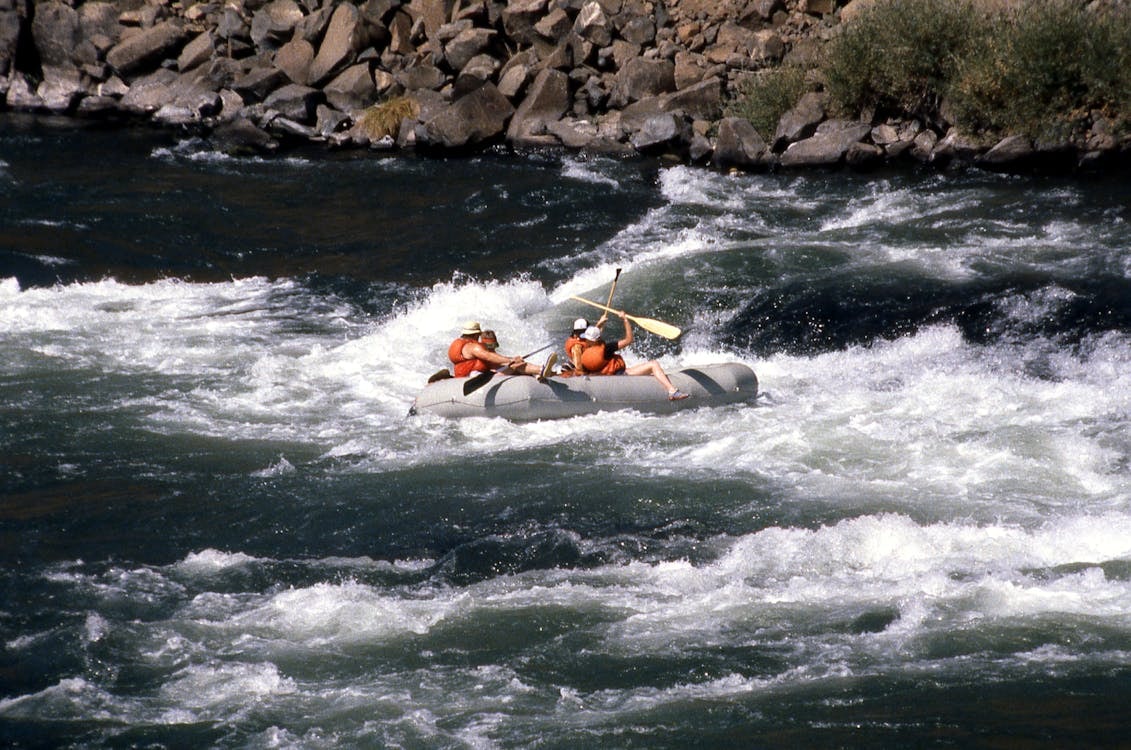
[448,337,490,378]
[562,335,586,375]
[579,339,626,375]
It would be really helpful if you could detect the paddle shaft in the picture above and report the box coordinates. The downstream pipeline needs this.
[568,295,682,340]
[604,268,622,310]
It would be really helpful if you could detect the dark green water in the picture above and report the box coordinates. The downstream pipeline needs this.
[3,114,1131,748]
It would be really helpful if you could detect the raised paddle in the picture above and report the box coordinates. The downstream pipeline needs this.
[461,342,556,396]
[568,295,682,340]
[604,268,622,311]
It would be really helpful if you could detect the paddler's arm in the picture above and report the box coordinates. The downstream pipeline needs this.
[615,312,633,350]
[465,341,520,368]
[568,342,584,369]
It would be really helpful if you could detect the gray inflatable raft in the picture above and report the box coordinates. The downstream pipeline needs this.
[409,362,758,421]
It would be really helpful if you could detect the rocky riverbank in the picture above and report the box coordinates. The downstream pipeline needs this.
[2,0,1127,171]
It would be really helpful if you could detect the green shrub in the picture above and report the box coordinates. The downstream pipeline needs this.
[949,0,1131,140]
[825,0,983,121]
[726,65,810,138]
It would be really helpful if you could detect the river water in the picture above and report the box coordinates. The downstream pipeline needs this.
[2,115,1131,748]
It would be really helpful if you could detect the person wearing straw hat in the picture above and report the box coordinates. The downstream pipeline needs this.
[448,321,541,378]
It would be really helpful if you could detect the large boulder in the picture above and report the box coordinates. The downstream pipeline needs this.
[323,63,377,111]
[713,116,771,170]
[178,32,214,72]
[231,65,289,103]
[657,76,722,121]
[627,111,687,152]
[780,120,871,167]
[501,0,548,46]
[210,117,280,155]
[263,83,324,122]
[418,82,515,148]
[310,3,367,85]
[774,90,827,150]
[107,20,188,76]
[275,37,315,85]
[31,2,81,72]
[250,0,304,51]
[506,67,570,145]
[444,27,495,72]
[976,134,1035,170]
[0,9,20,77]
[574,1,612,47]
[118,68,180,114]
[609,57,675,108]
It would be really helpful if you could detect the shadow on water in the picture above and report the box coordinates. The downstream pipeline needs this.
[0,115,662,289]
[722,269,1131,357]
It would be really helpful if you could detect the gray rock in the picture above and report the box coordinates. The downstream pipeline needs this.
[609,57,674,108]
[419,82,514,148]
[455,53,501,95]
[107,21,188,76]
[211,117,280,154]
[618,16,655,46]
[977,134,1034,168]
[774,90,827,150]
[1,9,19,77]
[688,130,712,162]
[406,0,455,42]
[310,3,367,85]
[657,76,721,121]
[932,128,983,162]
[501,0,548,47]
[32,2,81,71]
[534,8,572,41]
[232,66,289,103]
[37,69,85,113]
[118,69,180,114]
[713,116,770,169]
[546,118,599,148]
[275,37,315,85]
[910,129,938,162]
[395,63,446,91]
[324,63,376,111]
[6,74,45,110]
[251,0,304,51]
[445,27,495,71]
[263,83,324,122]
[628,111,684,151]
[780,120,870,167]
[79,2,121,50]
[574,2,612,47]
[179,32,215,72]
[507,67,570,144]
[846,141,883,169]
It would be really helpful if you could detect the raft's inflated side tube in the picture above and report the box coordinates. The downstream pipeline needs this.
[410,363,758,421]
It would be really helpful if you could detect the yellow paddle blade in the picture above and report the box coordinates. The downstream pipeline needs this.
[569,295,682,340]
[626,314,682,340]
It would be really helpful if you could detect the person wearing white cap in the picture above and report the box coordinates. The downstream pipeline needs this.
[571,312,689,400]
[447,320,541,378]
[562,313,610,375]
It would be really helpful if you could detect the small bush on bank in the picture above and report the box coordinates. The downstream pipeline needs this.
[358,97,420,141]
[726,65,809,137]
[729,0,1131,145]
[948,1,1131,141]
[824,0,980,124]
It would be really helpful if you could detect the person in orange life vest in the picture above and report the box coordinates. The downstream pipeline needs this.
[448,321,540,377]
[575,313,690,400]
[562,315,607,375]
[478,329,536,374]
